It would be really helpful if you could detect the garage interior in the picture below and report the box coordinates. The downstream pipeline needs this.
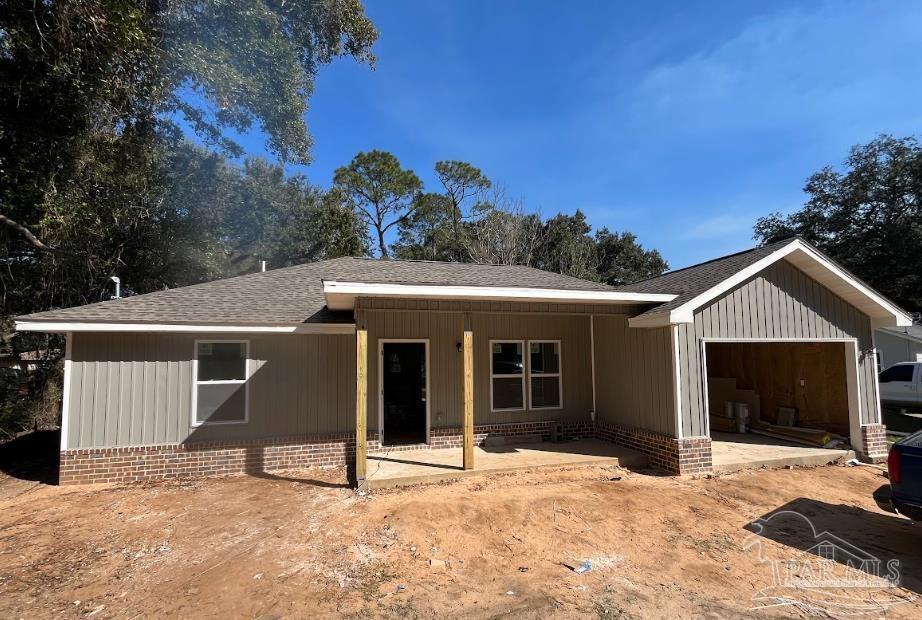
[705,341,856,472]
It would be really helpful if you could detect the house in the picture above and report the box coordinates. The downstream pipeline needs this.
[15,237,912,485]
[875,324,922,369]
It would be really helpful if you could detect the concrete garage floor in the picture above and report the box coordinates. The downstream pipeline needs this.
[365,439,647,489]
[711,431,853,474]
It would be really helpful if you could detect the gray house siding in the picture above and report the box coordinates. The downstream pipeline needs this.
[676,259,879,437]
[592,316,676,436]
[363,309,595,429]
[876,329,922,368]
[67,332,356,449]
[67,309,599,450]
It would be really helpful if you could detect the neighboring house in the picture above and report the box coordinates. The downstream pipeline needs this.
[876,325,922,369]
[15,237,912,485]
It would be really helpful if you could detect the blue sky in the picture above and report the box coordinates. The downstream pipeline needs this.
[228,0,922,269]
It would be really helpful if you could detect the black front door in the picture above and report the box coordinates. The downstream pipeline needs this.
[381,342,427,446]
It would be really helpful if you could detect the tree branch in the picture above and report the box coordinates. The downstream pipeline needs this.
[0,213,66,253]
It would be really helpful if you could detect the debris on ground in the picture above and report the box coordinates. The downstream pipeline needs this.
[0,464,918,618]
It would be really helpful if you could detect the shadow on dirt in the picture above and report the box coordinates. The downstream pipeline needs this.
[744,496,922,596]
[0,429,59,485]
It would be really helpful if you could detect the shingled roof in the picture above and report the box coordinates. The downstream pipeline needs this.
[615,238,795,319]
[18,256,620,326]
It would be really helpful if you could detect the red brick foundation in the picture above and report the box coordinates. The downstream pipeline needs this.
[860,424,888,463]
[58,420,597,485]
[594,421,712,475]
[59,432,369,486]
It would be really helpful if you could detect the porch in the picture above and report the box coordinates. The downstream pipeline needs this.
[364,438,647,489]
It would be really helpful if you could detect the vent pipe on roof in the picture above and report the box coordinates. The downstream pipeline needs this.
[110,276,121,299]
[260,260,267,273]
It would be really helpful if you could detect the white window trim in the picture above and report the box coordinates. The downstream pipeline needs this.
[528,339,563,411]
[191,339,251,427]
[490,339,527,412]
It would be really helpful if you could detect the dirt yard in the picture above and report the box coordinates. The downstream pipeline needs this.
[1,459,920,619]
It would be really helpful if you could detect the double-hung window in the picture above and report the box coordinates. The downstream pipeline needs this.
[490,339,563,411]
[490,340,525,411]
[193,341,249,426]
[529,340,562,409]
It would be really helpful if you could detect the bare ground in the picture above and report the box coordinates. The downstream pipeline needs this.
[0,461,920,619]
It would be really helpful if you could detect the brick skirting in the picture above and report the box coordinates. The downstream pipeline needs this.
[594,421,712,475]
[860,424,888,463]
[58,420,597,485]
[59,432,373,486]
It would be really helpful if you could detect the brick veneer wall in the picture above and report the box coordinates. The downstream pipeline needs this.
[59,432,375,486]
[860,424,888,463]
[594,421,712,475]
[58,420,596,485]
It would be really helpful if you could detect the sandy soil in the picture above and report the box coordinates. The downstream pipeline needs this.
[0,461,920,619]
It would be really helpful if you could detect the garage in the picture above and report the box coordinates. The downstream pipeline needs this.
[703,340,863,471]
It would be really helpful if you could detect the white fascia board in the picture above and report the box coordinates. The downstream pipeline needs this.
[15,321,356,335]
[323,280,676,310]
[627,312,672,328]
[667,239,912,326]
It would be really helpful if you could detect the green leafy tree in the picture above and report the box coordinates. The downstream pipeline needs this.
[333,150,422,258]
[315,188,370,259]
[534,210,599,280]
[394,193,456,261]
[755,135,922,312]
[434,161,491,261]
[595,229,667,285]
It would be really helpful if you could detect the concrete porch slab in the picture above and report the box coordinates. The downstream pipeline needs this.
[712,432,853,474]
[364,439,647,489]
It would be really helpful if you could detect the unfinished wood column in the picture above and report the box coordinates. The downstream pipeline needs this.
[355,313,368,486]
[463,313,474,470]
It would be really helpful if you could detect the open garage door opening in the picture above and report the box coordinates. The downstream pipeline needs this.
[703,340,862,472]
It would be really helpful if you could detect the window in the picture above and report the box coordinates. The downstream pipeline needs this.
[193,341,249,425]
[491,340,525,411]
[879,364,915,383]
[529,340,562,409]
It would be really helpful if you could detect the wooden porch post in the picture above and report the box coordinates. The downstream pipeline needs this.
[355,313,368,487]
[463,313,474,470]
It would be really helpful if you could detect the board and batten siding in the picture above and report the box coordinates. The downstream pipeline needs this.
[591,316,676,436]
[363,310,595,429]
[676,259,879,437]
[66,333,356,449]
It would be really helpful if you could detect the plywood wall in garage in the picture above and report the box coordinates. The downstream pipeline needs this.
[706,342,851,436]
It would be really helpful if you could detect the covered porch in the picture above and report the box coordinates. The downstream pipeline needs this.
[363,438,647,489]
[339,293,672,488]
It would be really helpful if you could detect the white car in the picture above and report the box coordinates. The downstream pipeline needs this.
[879,362,922,409]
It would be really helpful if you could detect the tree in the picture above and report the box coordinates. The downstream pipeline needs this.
[333,150,422,258]
[394,193,456,261]
[755,135,922,312]
[315,188,370,259]
[533,210,599,280]
[161,0,378,163]
[434,161,491,261]
[595,229,668,285]
[465,188,543,266]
